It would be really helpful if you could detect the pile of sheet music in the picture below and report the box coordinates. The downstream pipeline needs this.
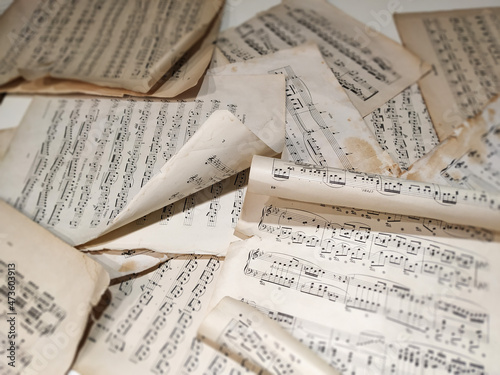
[0,1,499,374]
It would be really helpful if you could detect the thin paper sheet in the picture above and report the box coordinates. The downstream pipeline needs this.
[210,44,400,176]
[209,231,500,374]
[227,168,500,372]
[0,200,109,375]
[0,75,285,246]
[248,155,500,232]
[403,96,500,192]
[85,250,171,280]
[237,192,498,252]
[365,83,439,170]
[0,5,223,98]
[81,170,249,255]
[199,297,339,375]
[216,0,430,116]
[0,0,223,93]
[73,256,225,375]
[395,7,500,140]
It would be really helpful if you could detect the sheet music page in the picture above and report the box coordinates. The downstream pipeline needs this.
[199,297,339,375]
[72,256,225,375]
[216,0,430,116]
[81,170,249,255]
[0,200,109,375]
[403,96,500,192]
[248,155,500,232]
[0,75,285,246]
[0,4,223,99]
[86,250,171,280]
[0,0,223,93]
[210,44,400,176]
[395,7,500,140]
[209,228,500,374]
[365,83,439,171]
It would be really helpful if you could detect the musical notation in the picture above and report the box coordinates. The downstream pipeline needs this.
[271,65,352,169]
[208,234,500,374]
[0,0,222,92]
[217,0,426,115]
[366,84,439,170]
[83,172,249,255]
[248,300,488,375]
[396,7,500,137]
[205,155,236,180]
[212,44,396,174]
[249,156,500,231]
[199,297,337,375]
[255,204,491,289]
[74,256,223,375]
[176,337,250,375]
[244,250,489,350]
[440,125,500,193]
[0,75,272,245]
[423,15,500,120]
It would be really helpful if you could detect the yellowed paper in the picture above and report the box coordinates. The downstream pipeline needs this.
[0,200,109,375]
[73,256,226,375]
[395,7,500,140]
[217,0,430,116]
[81,171,249,255]
[237,191,498,246]
[0,127,15,160]
[1,5,223,98]
[0,75,285,246]
[85,250,170,280]
[403,96,500,192]
[208,232,500,374]
[0,0,223,92]
[210,44,400,176]
[365,83,439,170]
[248,155,500,232]
[199,297,339,375]
[228,176,500,372]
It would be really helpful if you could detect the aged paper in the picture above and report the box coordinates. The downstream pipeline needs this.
[229,173,500,374]
[81,170,249,255]
[0,75,285,246]
[1,4,223,98]
[237,191,498,245]
[0,0,223,93]
[199,297,339,375]
[216,0,430,116]
[0,127,15,160]
[73,256,224,375]
[0,200,109,375]
[395,7,500,140]
[248,155,500,232]
[365,83,439,170]
[403,96,500,192]
[0,95,32,130]
[0,0,12,16]
[210,44,400,176]
[209,229,500,374]
[86,250,170,280]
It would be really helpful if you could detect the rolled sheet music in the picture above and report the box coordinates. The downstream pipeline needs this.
[248,155,500,231]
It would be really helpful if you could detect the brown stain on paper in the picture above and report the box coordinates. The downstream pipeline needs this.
[343,137,383,174]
